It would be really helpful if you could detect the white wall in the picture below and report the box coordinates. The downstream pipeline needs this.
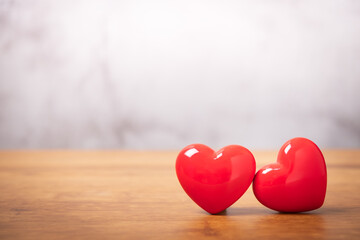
[0,0,359,149]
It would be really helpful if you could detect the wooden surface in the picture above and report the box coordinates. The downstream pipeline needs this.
[0,150,359,240]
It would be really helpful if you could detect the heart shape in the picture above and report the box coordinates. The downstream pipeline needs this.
[253,137,327,212]
[176,144,256,214]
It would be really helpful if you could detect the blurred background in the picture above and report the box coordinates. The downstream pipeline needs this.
[0,0,359,150]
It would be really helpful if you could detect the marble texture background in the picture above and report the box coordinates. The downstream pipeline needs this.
[0,0,360,149]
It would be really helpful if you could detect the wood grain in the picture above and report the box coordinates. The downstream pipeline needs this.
[0,150,359,240]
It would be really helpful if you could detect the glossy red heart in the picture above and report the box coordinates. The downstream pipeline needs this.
[176,144,256,214]
[253,137,327,212]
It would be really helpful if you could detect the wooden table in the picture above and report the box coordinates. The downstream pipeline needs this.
[0,150,359,239]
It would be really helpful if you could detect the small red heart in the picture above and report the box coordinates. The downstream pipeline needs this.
[176,144,256,214]
[253,137,327,212]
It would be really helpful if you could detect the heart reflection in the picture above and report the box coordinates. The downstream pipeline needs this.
[255,212,325,239]
[174,208,325,239]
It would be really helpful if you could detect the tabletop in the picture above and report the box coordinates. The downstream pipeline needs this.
[0,150,359,240]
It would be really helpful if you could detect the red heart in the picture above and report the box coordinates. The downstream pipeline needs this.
[253,137,327,212]
[176,144,256,214]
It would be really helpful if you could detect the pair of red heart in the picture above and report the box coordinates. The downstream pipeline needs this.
[176,137,327,214]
